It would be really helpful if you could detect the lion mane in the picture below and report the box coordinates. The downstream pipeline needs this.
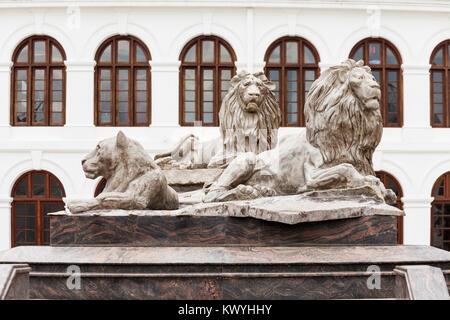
[219,71,281,155]
[304,59,383,176]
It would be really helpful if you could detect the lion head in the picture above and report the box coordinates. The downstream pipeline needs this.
[82,131,156,183]
[304,59,383,176]
[219,70,281,156]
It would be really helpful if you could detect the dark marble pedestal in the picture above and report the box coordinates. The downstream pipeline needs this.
[0,245,449,300]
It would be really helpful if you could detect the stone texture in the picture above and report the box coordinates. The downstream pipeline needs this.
[0,264,31,300]
[1,245,450,300]
[66,131,179,213]
[204,60,396,205]
[163,168,223,186]
[394,265,450,300]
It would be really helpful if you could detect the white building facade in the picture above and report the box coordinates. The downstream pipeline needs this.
[0,0,449,250]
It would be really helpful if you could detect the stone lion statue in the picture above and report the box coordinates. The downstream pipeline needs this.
[67,131,179,213]
[154,71,281,169]
[204,59,396,204]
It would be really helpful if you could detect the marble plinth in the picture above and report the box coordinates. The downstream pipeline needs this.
[51,191,403,246]
[0,245,449,300]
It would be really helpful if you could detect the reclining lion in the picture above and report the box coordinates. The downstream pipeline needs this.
[204,59,396,204]
[67,131,179,213]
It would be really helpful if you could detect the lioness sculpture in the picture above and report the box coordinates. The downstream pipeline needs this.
[155,71,281,169]
[204,59,396,204]
[67,131,179,213]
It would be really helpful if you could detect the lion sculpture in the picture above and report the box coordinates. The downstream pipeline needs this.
[67,131,179,213]
[154,71,281,169]
[204,59,396,204]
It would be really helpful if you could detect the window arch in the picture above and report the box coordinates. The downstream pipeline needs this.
[95,35,151,126]
[430,39,450,127]
[375,171,404,244]
[11,36,66,126]
[349,38,403,127]
[431,172,450,251]
[179,35,236,126]
[11,170,65,247]
[264,36,320,127]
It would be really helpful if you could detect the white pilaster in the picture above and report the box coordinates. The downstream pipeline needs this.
[149,61,181,127]
[0,197,12,251]
[402,197,433,245]
[0,62,12,126]
[64,61,96,127]
[401,64,431,129]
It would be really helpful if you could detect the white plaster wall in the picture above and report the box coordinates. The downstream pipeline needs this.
[0,0,449,250]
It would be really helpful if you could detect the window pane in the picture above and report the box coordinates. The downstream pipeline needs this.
[386,47,398,65]
[136,69,146,80]
[100,44,112,63]
[203,113,213,123]
[220,44,232,63]
[304,46,316,64]
[117,40,130,62]
[17,69,27,80]
[184,44,196,62]
[135,45,147,62]
[52,102,62,112]
[352,46,363,61]
[32,173,45,196]
[305,70,315,81]
[286,42,298,63]
[136,113,147,124]
[51,45,63,62]
[17,45,28,63]
[432,47,443,66]
[221,69,232,80]
[100,69,111,79]
[202,40,214,62]
[15,177,28,196]
[368,42,381,64]
[269,45,280,63]
[33,41,46,63]
[287,70,297,81]
[434,112,443,124]
[287,113,297,124]
[100,113,111,123]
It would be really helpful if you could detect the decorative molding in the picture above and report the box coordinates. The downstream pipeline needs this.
[0,197,13,209]
[116,9,129,35]
[401,197,434,209]
[202,11,212,36]
[0,62,12,73]
[287,11,299,37]
[64,61,96,72]
[149,61,181,72]
[31,9,46,35]
[401,64,431,75]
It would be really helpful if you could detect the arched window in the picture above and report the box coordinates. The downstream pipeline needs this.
[376,171,404,244]
[11,36,66,126]
[264,36,320,127]
[430,39,450,127]
[94,178,107,197]
[431,172,450,251]
[11,171,65,247]
[179,36,236,126]
[349,38,403,127]
[95,35,151,126]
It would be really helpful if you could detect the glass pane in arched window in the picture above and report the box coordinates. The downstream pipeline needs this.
[12,171,65,247]
[179,36,236,126]
[430,40,449,127]
[431,172,450,251]
[11,36,66,126]
[95,36,151,126]
[265,37,320,126]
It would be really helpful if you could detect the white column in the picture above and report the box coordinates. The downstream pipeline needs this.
[149,61,181,127]
[64,61,96,127]
[402,197,433,245]
[0,62,12,126]
[401,64,431,128]
[0,197,12,251]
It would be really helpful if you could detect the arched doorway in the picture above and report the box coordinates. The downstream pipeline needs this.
[11,170,65,247]
[375,171,404,244]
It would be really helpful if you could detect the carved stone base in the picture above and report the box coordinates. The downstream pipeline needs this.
[0,245,449,300]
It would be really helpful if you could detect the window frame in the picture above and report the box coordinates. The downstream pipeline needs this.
[10,36,67,126]
[94,35,152,127]
[349,38,403,127]
[11,170,65,247]
[179,35,236,127]
[264,36,320,127]
[430,39,450,127]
